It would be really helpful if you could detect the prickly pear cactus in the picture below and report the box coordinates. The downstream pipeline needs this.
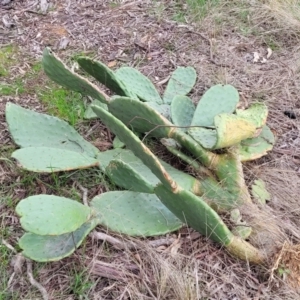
[12,147,99,172]
[115,67,162,103]
[91,191,182,236]
[6,103,100,172]
[238,125,275,161]
[163,67,197,104]
[6,103,99,157]
[16,195,93,235]
[171,95,195,131]
[19,220,98,262]
[191,84,239,127]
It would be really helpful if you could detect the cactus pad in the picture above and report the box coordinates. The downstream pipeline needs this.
[236,103,268,128]
[91,191,182,236]
[213,113,257,149]
[6,103,99,158]
[115,67,162,103]
[105,160,154,193]
[251,179,271,205]
[191,84,239,127]
[16,195,92,235]
[42,48,109,103]
[19,220,98,262]
[238,125,275,161]
[171,96,195,131]
[163,67,197,104]
[77,57,136,98]
[12,147,99,172]
[108,97,173,138]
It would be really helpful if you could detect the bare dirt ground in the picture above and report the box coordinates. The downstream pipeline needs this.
[1,0,300,299]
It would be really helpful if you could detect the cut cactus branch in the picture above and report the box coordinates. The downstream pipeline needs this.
[42,48,109,104]
[154,184,265,263]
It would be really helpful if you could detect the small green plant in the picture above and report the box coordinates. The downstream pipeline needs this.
[6,48,290,270]
[0,79,24,96]
[39,86,84,126]
[0,45,17,77]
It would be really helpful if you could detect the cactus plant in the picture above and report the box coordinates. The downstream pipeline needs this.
[6,48,289,271]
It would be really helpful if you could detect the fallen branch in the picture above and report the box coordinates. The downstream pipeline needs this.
[90,231,137,250]
[26,259,49,300]
[74,181,89,206]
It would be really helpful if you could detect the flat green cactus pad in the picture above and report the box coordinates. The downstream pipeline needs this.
[105,160,154,193]
[16,195,93,235]
[214,113,257,149]
[191,84,239,127]
[251,179,271,205]
[236,103,268,128]
[42,48,109,103]
[91,191,182,236]
[12,147,99,172]
[163,67,197,104]
[77,57,135,98]
[238,125,275,161]
[108,97,173,138]
[6,103,99,158]
[171,96,195,131]
[84,100,108,120]
[19,220,97,262]
[154,184,233,245]
[115,67,162,103]
[92,104,176,190]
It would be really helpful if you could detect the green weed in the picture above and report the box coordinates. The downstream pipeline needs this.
[0,79,25,96]
[186,0,220,19]
[0,45,17,77]
[39,86,85,126]
[69,269,93,299]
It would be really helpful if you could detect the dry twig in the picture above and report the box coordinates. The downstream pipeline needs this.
[90,231,137,250]
[26,259,49,300]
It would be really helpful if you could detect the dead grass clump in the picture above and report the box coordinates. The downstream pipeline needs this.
[271,242,300,291]
[262,0,300,32]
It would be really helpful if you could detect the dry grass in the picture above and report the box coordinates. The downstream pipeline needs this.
[1,0,300,299]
